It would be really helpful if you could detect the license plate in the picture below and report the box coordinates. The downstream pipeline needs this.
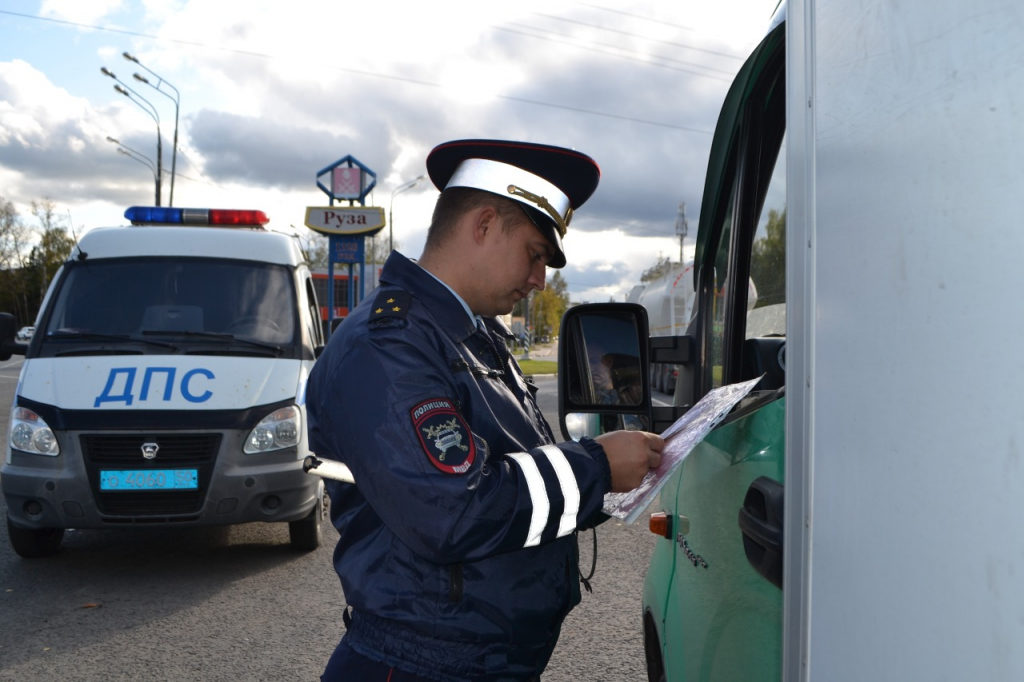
[99,469,199,491]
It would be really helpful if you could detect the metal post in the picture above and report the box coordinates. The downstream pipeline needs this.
[102,67,163,205]
[125,53,180,206]
[107,136,158,203]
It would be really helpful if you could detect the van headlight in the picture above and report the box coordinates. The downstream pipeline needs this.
[244,406,301,454]
[9,406,60,456]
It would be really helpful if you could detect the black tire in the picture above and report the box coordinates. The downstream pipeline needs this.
[7,516,64,558]
[644,612,667,682]
[288,481,325,551]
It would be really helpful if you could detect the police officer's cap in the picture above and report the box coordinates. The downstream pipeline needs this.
[426,139,600,268]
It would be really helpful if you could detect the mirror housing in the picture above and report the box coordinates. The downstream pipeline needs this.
[557,303,653,439]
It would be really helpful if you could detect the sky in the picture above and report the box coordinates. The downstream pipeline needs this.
[0,0,778,303]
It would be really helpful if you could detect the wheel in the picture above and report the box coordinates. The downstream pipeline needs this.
[7,515,64,558]
[643,612,667,682]
[289,480,326,551]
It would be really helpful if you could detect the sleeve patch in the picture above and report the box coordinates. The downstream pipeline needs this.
[411,398,477,475]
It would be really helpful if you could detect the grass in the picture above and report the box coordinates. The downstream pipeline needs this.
[517,358,558,375]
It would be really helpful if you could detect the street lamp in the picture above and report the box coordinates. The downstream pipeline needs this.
[107,136,159,204]
[101,67,163,205]
[124,52,180,207]
[389,174,425,253]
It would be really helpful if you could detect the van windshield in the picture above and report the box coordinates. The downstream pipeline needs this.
[38,257,298,356]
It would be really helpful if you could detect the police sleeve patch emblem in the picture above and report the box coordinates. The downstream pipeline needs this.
[410,398,477,474]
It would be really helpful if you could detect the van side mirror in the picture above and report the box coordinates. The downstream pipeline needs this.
[557,303,652,440]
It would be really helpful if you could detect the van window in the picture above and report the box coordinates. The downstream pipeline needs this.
[704,50,785,392]
[41,257,297,348]
[304,276,324,348]
[747,135,786,340]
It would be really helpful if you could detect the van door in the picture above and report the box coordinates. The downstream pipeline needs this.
[645,19,787,681]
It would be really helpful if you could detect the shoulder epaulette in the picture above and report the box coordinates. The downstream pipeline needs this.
[369,289,411,325]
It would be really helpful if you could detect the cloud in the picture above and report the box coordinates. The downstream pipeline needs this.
[0,0,774,298]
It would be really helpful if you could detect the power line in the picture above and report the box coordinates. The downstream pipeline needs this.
[537,11,746,61]
[0,8,714,133]
[498,23,733,81]
[500,92,711,134]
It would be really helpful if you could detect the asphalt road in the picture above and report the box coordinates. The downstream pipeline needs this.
[0,356,657,681]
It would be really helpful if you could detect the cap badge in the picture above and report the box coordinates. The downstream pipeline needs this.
[506,184,571,237]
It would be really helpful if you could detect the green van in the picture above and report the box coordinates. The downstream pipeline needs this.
[559,8,787,681]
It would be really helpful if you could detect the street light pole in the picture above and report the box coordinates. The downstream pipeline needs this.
[389,175,425,253]
[101,67,163,205]
[124,52,180,207]
[107,136,158,203]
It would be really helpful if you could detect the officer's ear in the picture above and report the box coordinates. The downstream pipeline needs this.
[470,204,500,245]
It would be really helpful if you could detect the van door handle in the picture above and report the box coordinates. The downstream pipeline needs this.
[738,476,784,589]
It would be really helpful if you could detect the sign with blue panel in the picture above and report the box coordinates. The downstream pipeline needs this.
[309,154,380,338]
[331,235,365,264]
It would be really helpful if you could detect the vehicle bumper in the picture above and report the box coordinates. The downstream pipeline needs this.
[2,428,319,529]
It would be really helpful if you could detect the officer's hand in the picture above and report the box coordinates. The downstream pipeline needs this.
[595,431,664,493]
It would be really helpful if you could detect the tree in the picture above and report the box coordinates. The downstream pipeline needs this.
[26,200,75,301]
[528,270,570,341]
[365,234,400,265]
[298,232,329,268]
[0,197,76,326]
[0,196,33,323]
[750,208,786,307]
[297,232,400,269]
[0,196,30,270]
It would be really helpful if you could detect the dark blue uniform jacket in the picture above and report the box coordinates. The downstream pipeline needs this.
[307,251,611,680]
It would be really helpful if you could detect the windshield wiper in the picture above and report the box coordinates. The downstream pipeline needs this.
[141,329,283,355]
[48,330,180,350]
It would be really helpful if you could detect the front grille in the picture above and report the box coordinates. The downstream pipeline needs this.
[81,433,221,517]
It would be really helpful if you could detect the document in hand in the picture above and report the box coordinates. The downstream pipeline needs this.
[602,376,764,524]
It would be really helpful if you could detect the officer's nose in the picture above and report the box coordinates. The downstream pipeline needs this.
[528,262,546,291]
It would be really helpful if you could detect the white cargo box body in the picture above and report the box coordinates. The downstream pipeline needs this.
[4,215,328,556]
[786,1,1024,679]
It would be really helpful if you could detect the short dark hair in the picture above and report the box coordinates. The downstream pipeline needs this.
[425,187,526,250]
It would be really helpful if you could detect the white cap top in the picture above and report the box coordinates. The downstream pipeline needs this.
[445,158,573,235]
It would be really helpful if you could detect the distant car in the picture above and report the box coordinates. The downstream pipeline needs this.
[15,326,34,342]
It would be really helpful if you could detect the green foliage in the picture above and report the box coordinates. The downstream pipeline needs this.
[750,208,785,307]
[0,197,76,326]
[529,271,569,340]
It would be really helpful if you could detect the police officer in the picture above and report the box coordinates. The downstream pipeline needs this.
[307,139,664,681]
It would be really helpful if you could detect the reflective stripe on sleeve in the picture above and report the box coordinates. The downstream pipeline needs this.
[540,444,580,538]
[508,452,550,547]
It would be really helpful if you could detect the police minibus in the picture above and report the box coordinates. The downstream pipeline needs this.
[0,206,327,557]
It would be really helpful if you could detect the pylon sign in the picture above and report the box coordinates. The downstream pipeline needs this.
[309,155,382,339]
[316,155,376,204]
